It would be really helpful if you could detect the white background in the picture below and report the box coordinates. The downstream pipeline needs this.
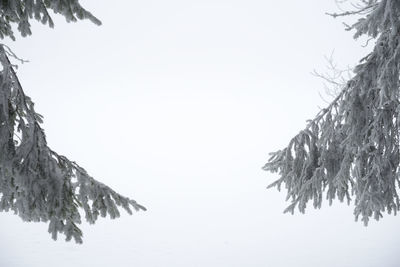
[1,1,400,266]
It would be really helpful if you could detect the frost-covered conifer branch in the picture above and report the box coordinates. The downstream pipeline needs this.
[0,0,145,243]
[264,0,400,225]
[0,45,145,243]
[327,0,379,18]
[0,0,101,40]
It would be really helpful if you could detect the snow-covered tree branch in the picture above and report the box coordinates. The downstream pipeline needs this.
[0,1,145,243]
[264,0,400,225]
[0,0,101,40]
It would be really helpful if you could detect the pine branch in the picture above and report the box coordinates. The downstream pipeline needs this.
[0,45,145,243]
[0,0,101,40]
[264,0,400,225]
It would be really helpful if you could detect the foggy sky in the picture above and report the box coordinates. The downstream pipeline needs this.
[1,1,399,266]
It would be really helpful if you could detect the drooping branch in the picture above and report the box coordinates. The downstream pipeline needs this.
[0,45,145,243]
[0,0,101,40]
[264,0,400,225]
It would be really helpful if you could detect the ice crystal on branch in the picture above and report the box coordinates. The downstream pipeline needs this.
[0,45,145,243]
[0,1,145,243]
[264,0,400,225]
[0,0,101,40]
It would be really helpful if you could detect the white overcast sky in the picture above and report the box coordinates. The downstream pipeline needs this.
[1,1,400,266]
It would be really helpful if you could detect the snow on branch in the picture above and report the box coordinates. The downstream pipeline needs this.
[0,45,145,243]
[264,0,400,225]
[0,0,101,40]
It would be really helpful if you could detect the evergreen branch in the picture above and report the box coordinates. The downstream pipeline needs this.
[0,45,145,243]
[0,0,101,39]
[264,0,400,225]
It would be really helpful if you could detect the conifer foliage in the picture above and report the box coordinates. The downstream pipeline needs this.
[0,0,101,40]
[264,0,400,225]
[0,1,145,243]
